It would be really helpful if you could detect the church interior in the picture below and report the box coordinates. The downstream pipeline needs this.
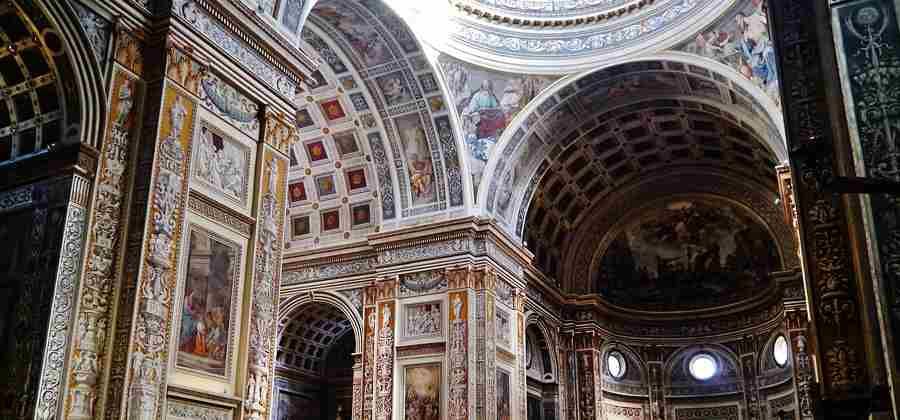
[1,0,899,419]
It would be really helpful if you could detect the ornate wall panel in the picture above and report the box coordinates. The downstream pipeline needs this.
[375,300,395,420]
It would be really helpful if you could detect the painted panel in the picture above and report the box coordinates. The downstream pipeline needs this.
[404,363,442,420]
[497,369,512,420]
[395,113,436,206]
[176,226,241,378]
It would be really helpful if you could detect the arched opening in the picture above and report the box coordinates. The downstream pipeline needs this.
[526,323,558,420]
[274,302,357,420]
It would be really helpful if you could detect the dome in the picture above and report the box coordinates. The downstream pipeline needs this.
[396,0,735,73]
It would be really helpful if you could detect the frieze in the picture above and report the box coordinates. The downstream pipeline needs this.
[601,380,648,397]
[166,399,233,420]
[399,270,448,297]
[199,72,261,139]
[283,257,377,284]
[172,0,299,98]
[188,192,252,236]
[447,0,708,58]
[675,405,739,420]
[494,278,514,308]
[603,403,642,419]
[395,342,446,357]
[0,184,35,212]
[379,237,471,265]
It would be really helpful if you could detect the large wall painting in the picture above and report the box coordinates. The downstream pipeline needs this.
[404,363,442,420]
[312,2,395,67]
[176,226,241,377]
[192,123,251,207]
[596,197,780,309]
[439,55,557,196]
[678,0,779,105]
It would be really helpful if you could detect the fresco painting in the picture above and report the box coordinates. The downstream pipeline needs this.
[497,369,511,420]
[597,198,780,309]
[405,364,441,420]
[680,0,779,105]
[177,228,238,377]
[395,113,436,206]
[312,2,394,67]
[439,55,557,196]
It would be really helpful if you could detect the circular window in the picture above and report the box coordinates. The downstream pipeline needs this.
[689,353,718,381]
[773,335,789,367]
[607,351,626,379]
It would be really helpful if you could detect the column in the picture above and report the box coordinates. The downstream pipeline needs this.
[63,26,146,420]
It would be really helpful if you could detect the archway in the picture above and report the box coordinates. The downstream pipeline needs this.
[526,322,558,420]
[274,301,358,420]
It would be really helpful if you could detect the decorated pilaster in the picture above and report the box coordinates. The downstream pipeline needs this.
[362,286,377,420]
[243,108,292,420]
[561,331,578,420]
[63,27,146,420]
[739,337,761,420]
[447,267,472,420]
[645,347,665,420]
[103,33,198,420]
[769,0,889,415]
[474,268,498,420]
[785,309,816,420]
[574,331,601,420]
[373,278,397,420]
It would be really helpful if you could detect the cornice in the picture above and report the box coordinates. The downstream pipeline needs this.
[450,0,656,28]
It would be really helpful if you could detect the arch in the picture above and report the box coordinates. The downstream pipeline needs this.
[524,313,558,383]
[477,53,786,237]
[663,343,742,388]
[42,0,105,149]
[599,342,649,388]
[759,329,793,374]
[279,290,364,354]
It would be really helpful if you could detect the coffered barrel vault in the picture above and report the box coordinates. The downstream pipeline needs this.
[1,0,897,419]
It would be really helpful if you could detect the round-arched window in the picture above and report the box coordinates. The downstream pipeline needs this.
[773,335,789,367]
[607,351,626,379]
[689,353,718,381]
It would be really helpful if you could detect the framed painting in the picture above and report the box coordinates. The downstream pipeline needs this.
[403,363,442,420]
[495,307,513,351]
[274,388,320,420]
[174,223,243,379]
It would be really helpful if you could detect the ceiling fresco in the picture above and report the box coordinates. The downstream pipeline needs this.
[438,54,558,199]
[677,0,779,106]
[596,196,780,310]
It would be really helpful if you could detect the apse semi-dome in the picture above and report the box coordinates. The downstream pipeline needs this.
[400,0,735,73]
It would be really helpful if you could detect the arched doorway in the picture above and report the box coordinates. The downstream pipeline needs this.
[274,302,357,420]
[526,323,558,420]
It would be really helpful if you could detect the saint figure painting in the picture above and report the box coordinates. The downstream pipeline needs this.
[177,227,238,376]
[405,363,441,420]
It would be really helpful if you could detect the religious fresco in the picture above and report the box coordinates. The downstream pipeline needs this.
[404,363,441,420]
[439,55,557,196]
[395,113,437,206]
[497,369,512,420]
[177,227,239,377]
[496,308,512,349]
[596,198,780,309]
[312,2,394,67]
[192,124,250,206]
[279,0,304,34]
[679,0,779,105]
